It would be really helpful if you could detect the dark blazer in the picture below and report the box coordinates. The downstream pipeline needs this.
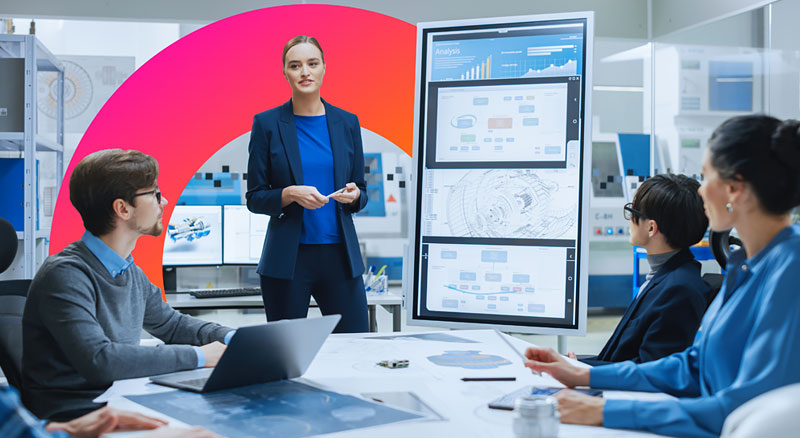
[246,99,368,280]
[581,248,709,366]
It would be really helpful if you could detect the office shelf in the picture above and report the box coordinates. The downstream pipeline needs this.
[0,35,64,278]
[16,230,50,240]
[0,133,64,153]
[0,34,63,72]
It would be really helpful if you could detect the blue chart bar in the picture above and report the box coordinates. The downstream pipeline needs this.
[481,250,508,263]
[431,32,583,81]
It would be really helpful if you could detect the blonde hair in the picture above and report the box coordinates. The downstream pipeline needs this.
[282,35,325,65]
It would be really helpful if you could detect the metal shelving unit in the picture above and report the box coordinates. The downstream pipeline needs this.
[0,34,64,279]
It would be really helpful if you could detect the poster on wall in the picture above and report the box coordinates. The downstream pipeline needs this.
[37,55,135,133]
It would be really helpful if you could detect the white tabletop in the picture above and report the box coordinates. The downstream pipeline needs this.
[105,329,670,437]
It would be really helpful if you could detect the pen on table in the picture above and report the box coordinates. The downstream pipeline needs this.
[461,377,516,382]
[364,265,375,292]
[495,329,541,376]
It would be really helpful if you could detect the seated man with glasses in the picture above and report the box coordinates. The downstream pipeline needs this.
[572,173,710,366]
[22,149,235,421]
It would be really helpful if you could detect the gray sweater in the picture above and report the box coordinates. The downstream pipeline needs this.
[21,241,233,420]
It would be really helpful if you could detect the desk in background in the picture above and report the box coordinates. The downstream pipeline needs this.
[166,292,402,332]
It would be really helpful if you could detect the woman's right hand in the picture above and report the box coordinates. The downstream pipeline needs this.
[282,185,328,209]
[524,347,590,388]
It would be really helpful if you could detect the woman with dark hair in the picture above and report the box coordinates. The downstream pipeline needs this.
[246,35,369,333]
[522,115,800,438]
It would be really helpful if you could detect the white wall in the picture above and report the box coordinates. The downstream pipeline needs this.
[1,0,648,38]
[652,0,772,37]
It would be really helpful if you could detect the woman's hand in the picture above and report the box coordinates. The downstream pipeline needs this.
[554,389,605,426]
[282,185,328,209]
[524,347,590,388]
[329,182,360,205]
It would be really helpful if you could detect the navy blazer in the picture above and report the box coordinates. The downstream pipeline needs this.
[581,248,709,366]
[245,99,368,280]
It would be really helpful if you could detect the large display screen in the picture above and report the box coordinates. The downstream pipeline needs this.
[162,205,223,266]
[409,14,593,334]
[223,205,269,265]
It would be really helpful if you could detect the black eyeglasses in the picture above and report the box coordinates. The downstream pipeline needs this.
[131,187,162,204]
[623,202,647,221]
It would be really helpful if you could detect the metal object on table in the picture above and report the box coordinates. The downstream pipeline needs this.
[513,395,560,438]
[377,359,409,369]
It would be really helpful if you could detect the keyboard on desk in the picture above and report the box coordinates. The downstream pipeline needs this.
[188,287,262,299]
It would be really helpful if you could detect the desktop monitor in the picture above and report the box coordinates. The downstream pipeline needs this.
[162,205,222,266]
[407,12,594,335]
[223,205,269,265]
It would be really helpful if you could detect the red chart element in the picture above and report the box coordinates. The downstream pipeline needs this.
[49,5,416,293]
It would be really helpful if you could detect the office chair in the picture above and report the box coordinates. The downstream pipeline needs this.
[0,217,31,391]
[702,229,744,306]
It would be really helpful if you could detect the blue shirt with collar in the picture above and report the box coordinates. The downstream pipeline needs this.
[80,231,134,278]
[0,385,68,438]
[591,224,800,438]
[80,231,235,368]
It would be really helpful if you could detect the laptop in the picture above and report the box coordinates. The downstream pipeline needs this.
[149,314,341,392]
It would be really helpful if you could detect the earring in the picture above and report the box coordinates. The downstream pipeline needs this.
[726,203,733,213]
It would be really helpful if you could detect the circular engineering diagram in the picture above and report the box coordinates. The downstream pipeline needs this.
[37,60,93,120]
[447,169,577,239]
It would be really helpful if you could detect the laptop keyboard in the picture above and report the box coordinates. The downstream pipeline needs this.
[189,287,261,299]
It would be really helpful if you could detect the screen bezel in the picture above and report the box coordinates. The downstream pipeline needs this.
[405,12,594,335]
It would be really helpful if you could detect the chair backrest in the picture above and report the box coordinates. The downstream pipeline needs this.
[709,229,744,270]
[0,217,17,274]
[706,230,745,308]
[0,281,30,391]
[702,273,725,308]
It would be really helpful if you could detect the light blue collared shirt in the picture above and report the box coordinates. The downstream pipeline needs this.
[0,386,69,438]
[80,231,134,278]
[592,224,800,438]
[80,230,235,368]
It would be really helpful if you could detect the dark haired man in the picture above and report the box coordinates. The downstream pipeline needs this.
[22,149,234,421]
[574,173,710,366]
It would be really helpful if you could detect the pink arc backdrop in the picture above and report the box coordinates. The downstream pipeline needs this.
[49,5,416,294]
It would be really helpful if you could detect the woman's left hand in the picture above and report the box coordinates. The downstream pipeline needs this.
[554,389,605,426]
[329,182,360,205]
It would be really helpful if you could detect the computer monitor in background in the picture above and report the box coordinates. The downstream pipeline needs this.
[223,205,269,265]
[162,205,223,266]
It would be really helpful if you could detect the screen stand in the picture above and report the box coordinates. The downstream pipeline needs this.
[163,266,177,292]
[557,335,568,354]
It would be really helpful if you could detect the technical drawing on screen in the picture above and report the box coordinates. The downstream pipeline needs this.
[407,13,593,335]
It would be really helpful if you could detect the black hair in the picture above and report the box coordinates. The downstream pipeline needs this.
[632,174,708,249]
[708,114,800,215]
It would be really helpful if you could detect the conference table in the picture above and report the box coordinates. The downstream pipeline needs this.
[105,330,669,437]
[166,291,403,332]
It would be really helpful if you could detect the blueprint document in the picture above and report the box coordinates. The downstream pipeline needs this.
[125,380,423,437]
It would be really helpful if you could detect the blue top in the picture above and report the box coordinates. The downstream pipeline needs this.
[592,223,800,438]
[295,114,341,244]
[81,231,133,277]
[0,386,67,438]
